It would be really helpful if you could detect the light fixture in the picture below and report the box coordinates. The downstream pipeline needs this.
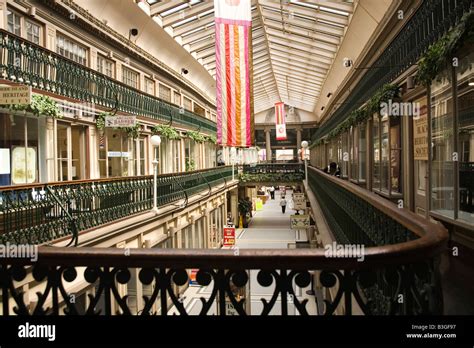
[343,58,352,68]
[151,135,161,147]
[128,28,138,41]
[468,79,474,86]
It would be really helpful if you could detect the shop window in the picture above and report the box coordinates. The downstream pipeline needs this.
[373,114,402,196]
[341,132,348,178]
[457,50,474,223]
[431,68,454,218]
[99,129,130,178]
[0,113,39,185]
[131,137,146,176]
[173,139,181,172]
[184,138,196,171]
[358,124,367,182]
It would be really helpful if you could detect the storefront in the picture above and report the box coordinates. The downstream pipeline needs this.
[0,111,45,186]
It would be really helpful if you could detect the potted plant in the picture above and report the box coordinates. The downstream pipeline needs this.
[238,197,253,228]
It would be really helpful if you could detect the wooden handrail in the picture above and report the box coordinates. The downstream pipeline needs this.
[307,166,448,262]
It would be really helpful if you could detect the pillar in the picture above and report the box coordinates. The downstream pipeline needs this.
[296,127,302,162]
[265,128,271,162]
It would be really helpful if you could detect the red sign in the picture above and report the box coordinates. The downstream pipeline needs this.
[275,102,287,140]
[223,226,236,247]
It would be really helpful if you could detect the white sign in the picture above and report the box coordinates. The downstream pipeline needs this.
[0,148,10,174]
[290,215,310,230]
[105,115,136,128]
[293,193,306,211]
[0,85,31,105]
[107,151,129,158]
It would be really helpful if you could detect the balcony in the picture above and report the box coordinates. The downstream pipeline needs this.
[0,29,216,133]
[0,166,447,315]
[0,166,235,246]
[239,163,305,185]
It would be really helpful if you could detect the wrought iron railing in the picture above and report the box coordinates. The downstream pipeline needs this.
[239,163,305,183]
[0,29,216,133]
[307,166,447,314]
[313,0,472,142]
[0,166,447,316]
[0,166,235,245]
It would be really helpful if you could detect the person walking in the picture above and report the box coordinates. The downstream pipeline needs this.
[280,196,287,214]
[269,186,275,199]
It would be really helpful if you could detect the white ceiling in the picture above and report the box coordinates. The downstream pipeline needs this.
[137,0,354,114]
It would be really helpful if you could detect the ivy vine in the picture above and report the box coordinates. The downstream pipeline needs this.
[320,83,400,143]
[205,134,217,144]
[8,94,62,118]
[186,130,206,143]
[416,10,474,87]
[151,124,181,140]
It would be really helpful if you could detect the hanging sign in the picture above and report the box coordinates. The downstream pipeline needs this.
[0,85,31,105]
[105,115,136,128]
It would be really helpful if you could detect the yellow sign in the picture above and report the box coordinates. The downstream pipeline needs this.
[0,85,31,105]
[413,97,428,161]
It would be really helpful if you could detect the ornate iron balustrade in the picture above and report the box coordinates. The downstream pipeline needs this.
[307,166,447,314]
[0,29,216,133]
[0,234,446,316]
[239,163,305,184]
[0,166,447,316]
[313,0,472,143]
[0,166,235,245]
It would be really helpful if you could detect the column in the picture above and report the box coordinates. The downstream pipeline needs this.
[296,127,302,162]
[265,128,271,162]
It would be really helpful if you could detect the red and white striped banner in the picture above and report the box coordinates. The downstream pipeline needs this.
[215,0,253,147]
[275,102,286,140]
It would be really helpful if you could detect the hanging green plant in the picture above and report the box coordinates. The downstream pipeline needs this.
[125,123,141,139]
[186,159,196,171]
[8,94,62,118]
[152,124,181,140]
[96,112,108,131]
[205,134,217,144]
[186,130,206,143]
[416,10,474,87]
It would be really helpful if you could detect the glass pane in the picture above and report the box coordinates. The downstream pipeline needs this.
[57,123,69,181]
[390,117,401,193]
[373,116,380,189]
[458,50,474,223]
[431,67,454,218]
[359,124,366,181]
[381,117,389,192]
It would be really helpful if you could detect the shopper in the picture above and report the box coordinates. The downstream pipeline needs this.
[280,196,287,214]
[269,186,275,199]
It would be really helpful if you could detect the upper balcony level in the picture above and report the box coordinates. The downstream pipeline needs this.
[0,28,216,133]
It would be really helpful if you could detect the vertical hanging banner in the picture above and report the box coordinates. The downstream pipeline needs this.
[275,102,287,140]
[215,0,254,147]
